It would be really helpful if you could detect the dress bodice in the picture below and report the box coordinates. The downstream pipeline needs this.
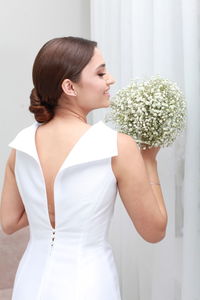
[9,121,121,300]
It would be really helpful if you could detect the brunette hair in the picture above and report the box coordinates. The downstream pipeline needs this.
[29,37,97,123]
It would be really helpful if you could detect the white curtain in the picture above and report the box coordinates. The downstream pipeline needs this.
[90,1,200,300]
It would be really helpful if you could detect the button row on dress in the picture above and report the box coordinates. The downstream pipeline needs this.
[51,230,56,247]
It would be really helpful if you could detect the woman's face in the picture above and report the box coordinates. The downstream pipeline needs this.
[75,47,115,113]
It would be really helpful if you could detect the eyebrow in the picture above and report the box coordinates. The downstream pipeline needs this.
[96,63,106,70]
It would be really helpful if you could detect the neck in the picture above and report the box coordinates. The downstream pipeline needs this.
[54,106,88,124]
[65,109,87,123]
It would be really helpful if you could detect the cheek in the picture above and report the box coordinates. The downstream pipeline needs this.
[84,83,103,97]
[78,78,105,100]
[87,80,101,89]
[81,81,95,92]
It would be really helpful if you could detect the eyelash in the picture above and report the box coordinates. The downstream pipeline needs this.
[98,73,106,77]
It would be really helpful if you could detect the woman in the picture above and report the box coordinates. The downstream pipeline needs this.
[0,37,167,300]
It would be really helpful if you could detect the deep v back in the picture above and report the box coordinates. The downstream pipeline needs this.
[34,122,93,229]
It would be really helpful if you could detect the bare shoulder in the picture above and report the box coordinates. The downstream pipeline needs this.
[117,132,139,154]
[7,149,16,173]
[112,132,141,179]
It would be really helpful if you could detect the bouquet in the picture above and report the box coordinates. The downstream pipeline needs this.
[106,76,187,149]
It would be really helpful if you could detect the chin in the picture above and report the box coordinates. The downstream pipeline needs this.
[92,100,110,110]
[103,99,110,107]
[100,104,110,109]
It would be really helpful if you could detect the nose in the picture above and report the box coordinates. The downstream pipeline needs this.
[105,73,116,85]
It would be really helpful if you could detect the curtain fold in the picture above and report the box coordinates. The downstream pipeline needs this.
[90,1,200,299]
[181,1,200,299]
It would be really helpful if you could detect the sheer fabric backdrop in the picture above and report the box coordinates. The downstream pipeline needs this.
[90,1,200,299]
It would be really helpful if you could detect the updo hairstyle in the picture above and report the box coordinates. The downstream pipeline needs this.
[29,37,97,123]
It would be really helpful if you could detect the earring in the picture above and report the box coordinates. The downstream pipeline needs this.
[74,91,78,96]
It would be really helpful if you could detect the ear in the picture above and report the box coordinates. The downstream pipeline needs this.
[61,79,77,97]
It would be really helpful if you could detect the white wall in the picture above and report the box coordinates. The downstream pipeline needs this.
[0,0,90,189]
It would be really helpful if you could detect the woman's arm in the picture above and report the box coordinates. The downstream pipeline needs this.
[140,147,167,220]
[112,133,168,243]
[0,150,29,234]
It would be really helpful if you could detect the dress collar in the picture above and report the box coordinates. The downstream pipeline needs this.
[9,121,118,169]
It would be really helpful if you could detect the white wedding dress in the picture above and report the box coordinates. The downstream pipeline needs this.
[9,120,122,300]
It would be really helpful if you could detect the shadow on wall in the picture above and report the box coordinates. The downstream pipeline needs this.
[0,227,29,299]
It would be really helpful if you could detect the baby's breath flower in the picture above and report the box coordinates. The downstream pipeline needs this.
[105,76,187,148]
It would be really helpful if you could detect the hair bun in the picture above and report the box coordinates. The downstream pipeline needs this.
[29,88,54,123]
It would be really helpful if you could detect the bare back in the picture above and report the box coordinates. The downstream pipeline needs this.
[35,120,91,229]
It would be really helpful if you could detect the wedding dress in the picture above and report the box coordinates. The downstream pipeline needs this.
[9,120,121,300]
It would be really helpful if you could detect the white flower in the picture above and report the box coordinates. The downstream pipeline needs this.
[105,75,187,148]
